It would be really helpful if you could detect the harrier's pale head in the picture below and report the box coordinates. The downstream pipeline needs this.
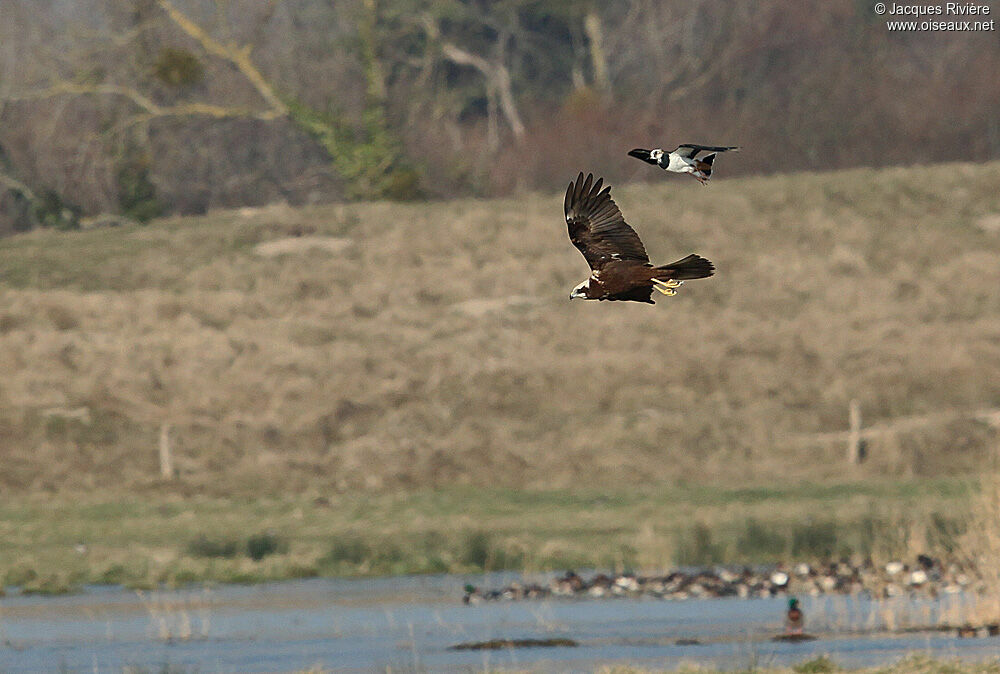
[569,279,590,300]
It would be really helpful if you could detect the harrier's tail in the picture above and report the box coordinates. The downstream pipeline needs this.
[654,254,714,281]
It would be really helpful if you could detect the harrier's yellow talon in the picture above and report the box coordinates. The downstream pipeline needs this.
[652,278,683,296]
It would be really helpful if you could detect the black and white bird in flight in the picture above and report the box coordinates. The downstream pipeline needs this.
[629,144,739,185]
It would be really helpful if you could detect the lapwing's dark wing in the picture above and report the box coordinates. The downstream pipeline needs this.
[673,144,740,159]
[564,172,649,271]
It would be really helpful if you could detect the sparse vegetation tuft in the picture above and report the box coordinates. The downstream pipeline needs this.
[246,532,287,561]
[793,656,839,674]
[677,523,725,567]
[186,535,240,559]
[21,573,74,596]
[791,521,839,560]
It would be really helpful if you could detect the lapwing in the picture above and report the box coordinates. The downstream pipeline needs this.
[629,144,740,185]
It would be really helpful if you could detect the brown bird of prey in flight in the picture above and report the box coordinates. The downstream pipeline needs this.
[565,172,714,304]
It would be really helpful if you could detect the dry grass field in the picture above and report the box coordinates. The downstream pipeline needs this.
[1,162,999,496]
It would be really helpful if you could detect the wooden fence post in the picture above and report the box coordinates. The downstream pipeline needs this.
[159,422,174,479]
[847,399,864,464]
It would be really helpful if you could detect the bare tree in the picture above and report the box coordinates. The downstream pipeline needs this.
[417,11,525,151]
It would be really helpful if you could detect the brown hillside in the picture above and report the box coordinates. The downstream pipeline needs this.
[1,163,999,495]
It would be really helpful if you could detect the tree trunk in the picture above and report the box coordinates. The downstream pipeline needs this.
[583,9,609,92]
[439,42,525,143]
[360,0,387,107]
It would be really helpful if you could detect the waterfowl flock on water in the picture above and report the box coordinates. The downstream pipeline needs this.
[462,554,978,604]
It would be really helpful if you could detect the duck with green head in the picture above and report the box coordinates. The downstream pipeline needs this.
[785,597,804,634]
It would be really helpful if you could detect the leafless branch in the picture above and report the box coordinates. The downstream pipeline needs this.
[5,81,284,122]
[0,170,36,201]
[155,0,288,116]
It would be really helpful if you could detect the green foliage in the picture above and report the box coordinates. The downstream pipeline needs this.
[246,532,287,561]
[736,518,787,559]
[793,656,839,674]
[320,533,410,573]
[460,530,523,570]
[187,532,286,561]
[98,564,131,585]
[186,534,240,559]
[153,47,204,87]
[461,530,491,568]
[21,574,74,596]
[791,521,838,559]
[280,1,422,201]
[676,522,724,566]
[4,564,38,587]
[283,96,421,202]
[33,189,80,230]
[116,150,164,223]
[927,512,966,554]
[324,534,372,565]
[380,163,423,201]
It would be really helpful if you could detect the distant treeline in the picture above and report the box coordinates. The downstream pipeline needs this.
[0,0,998,234]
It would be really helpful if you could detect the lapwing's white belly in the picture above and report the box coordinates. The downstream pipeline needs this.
[666,153,695,173]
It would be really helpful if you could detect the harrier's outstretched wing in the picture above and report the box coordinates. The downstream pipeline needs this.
[564,172,649,271]
[673,144,740,159]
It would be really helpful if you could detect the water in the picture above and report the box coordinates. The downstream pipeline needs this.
[1,574,998,673]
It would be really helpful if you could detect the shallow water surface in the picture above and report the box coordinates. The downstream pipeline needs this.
[1,574,998,673]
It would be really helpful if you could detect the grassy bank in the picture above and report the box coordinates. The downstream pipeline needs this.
[599,656,1000,674]
[0,477,975,590]
[116,655,1000,674]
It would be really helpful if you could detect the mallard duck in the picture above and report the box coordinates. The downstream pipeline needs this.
[785,597,804,634]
